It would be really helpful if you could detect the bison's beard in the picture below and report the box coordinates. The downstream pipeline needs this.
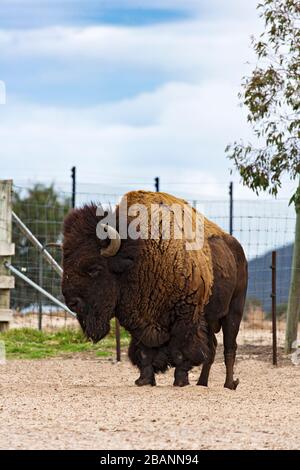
[78,305,111,344]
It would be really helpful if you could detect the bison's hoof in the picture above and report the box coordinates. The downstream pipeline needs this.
[135,376,156,387]
[224,378,239,390]
[173,379,190,387]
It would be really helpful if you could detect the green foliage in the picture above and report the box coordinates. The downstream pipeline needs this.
[0,326,130,360]
[12,184,71,309]
[226,0,300,201]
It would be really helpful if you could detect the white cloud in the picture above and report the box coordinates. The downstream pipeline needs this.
[0,80,258,199]
[1,89,295,201]
[2,76,296,200]
[0,14,260,83]
[3,0,291,200]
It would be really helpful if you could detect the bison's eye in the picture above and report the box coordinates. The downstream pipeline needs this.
[86,265,103,278]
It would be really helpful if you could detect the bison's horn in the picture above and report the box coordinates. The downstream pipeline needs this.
[99,224,121,257]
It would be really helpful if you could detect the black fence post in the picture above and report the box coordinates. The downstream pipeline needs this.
[115,318,121,362]
[271,251,278,366]
[155,177,160,192]
[71,166,76,208]
[38,251,43,331]
[229,181,233,235]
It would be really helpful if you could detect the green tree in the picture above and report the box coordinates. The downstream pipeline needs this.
[12,184,71,309]
[226,0,300,352]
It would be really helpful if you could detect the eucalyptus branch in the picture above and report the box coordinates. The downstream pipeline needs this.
[226,0,300,201]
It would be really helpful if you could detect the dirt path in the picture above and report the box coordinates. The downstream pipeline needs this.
[0,352,299,450]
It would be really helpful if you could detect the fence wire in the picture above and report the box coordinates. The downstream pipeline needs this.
[9,184,300,350]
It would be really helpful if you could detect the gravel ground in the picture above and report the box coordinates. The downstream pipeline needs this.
[0,350,299,450]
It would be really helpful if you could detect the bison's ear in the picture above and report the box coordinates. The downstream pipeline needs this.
[109,256,134,274]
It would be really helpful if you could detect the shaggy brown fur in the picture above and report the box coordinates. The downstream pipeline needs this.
[62,191,248,389]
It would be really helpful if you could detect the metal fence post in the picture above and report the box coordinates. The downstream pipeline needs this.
[271,251,278,366]
[155,177,160,192]
[229,181,233,235]
[38,251,43,331]
[115,318,121,362]
[71,166,76,209]
[0,180,15,331]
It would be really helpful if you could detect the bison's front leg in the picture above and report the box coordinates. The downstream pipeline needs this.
[136,366,156,386]
[172,351,192,387]
[128,338,156,386]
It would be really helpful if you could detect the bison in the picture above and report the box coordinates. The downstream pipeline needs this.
[62,191,248,389]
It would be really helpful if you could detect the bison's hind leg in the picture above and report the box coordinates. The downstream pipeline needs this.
[222,293,245,390]
[152,346,170,374]
[170,321,209,387]
[197,327,218,387]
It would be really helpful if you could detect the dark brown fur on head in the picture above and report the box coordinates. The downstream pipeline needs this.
[62,203,137,342]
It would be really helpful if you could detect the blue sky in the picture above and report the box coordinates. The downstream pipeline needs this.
[0,1,193,105]
[0,0,297,200]
[0,1,190,29]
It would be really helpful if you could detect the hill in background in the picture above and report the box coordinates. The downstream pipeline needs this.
[247,243,293,313]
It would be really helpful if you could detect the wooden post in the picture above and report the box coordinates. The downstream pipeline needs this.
[0,180,14,331]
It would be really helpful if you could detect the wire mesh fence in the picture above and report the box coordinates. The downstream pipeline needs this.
[9,183,300,351]
[11,185,72,330]
[194,198,298,349]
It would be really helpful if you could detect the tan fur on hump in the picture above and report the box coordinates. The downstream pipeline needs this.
[119,190,225,315]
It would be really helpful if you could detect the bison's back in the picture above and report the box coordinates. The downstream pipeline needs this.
[121,190,219,310]
[117,191,236,346]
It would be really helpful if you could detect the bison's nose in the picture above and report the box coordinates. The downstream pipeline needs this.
[67,297,84,313]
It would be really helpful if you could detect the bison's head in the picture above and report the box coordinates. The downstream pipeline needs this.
[62,204,135,343]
